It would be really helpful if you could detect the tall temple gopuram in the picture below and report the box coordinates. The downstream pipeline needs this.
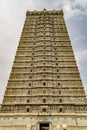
[0,9,87,130]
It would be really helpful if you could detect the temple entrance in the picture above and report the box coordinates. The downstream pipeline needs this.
[40,123,49,130]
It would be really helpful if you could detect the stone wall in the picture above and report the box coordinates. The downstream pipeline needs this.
[0,113,87,130]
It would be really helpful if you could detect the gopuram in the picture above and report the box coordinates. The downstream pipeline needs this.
[0,9,87,130]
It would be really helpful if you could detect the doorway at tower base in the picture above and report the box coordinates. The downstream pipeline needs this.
[39,123,49,130]
[0,113,87,130]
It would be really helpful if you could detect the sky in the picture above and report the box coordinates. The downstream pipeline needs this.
[0,0,87,103]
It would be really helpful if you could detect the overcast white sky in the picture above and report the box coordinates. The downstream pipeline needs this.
[0,0,87,103]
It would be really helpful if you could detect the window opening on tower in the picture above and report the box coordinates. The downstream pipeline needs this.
[27,108,30,112]
[60,108,62,112]
[43,99,46,103]
[43,82,46,86]
[27,99,30,103]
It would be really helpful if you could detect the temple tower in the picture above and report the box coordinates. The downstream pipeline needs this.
[0,9,87,130]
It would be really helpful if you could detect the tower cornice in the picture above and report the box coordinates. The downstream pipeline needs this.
[26,9,63,16]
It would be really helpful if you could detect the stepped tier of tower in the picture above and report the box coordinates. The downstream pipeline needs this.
[1,9,87,113]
